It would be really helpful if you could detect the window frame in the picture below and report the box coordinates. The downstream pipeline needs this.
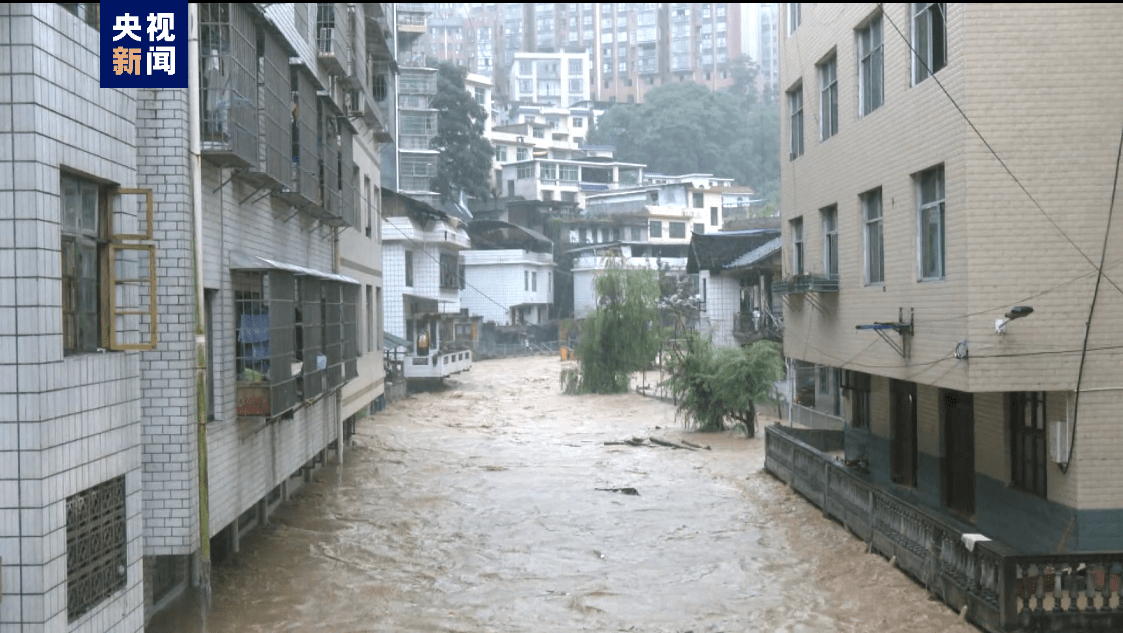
[649,220,662,238]
[857,14,884,117]
[912,3,947,85]
[916,164,946,281]
[668,221,687,239]
[819,54,838,140]
[787,3,801,35]
[1010,391,1048,498]
[822,205,839,278]
[862,188,884,285]
[404,250,414,287]
[790,217,804,275]
[787,83,804,160]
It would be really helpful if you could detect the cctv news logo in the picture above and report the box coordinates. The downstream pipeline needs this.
[100,2,187,88]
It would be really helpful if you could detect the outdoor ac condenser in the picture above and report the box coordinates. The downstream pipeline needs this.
[1048,392,1074,464]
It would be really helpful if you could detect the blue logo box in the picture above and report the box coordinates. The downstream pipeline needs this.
[100,1,188,88]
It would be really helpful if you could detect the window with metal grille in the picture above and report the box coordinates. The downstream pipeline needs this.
[199,3,258,165]
[670,222,687,239]
[1010,392,1047,497]
[67,475,127,622]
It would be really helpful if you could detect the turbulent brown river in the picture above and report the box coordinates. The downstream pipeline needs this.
[152,357,978,633]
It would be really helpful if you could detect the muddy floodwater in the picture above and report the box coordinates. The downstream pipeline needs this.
[153,357,979,633]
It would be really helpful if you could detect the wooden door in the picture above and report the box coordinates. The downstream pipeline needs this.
[942,390,975,517]
[890,380,917,487]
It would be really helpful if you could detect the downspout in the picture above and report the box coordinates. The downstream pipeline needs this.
[187,3,212,608]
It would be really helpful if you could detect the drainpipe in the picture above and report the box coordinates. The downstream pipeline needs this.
[187,3,212,608]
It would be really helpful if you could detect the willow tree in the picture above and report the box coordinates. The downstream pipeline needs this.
[664,336,784,435]
[564,265,662,394]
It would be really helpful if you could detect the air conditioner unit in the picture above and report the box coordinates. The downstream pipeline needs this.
[1048,392,1075,464]
[348,91,365,116]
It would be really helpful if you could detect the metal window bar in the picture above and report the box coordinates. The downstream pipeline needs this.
[258,26,292,186]
[342,284,360,380]
[300,277,325,400]
[337,123,355,228]
[317,3,352,75]
[289,66,320,204]
[323,281,344,390]
[266,271,297,416]
[67,476,127,622]
[199,3,258,166]
[317,99,341,222]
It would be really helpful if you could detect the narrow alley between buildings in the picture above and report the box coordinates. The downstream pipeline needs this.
[153,357,979,633]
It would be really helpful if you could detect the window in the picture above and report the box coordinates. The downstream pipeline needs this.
[692,192,704,208]
[495,145,508,162]
[787,3,801,35]
[790,217,804,275]
[517,164,534,179]
[710,207,719,226]
[61,175,104,355]
[819,55,838,140]
[67,476,127,622]
[669,221,686,239]
[540,163,557,181]
[858,15,884,116]
[569,58,583,74]
[560,164,579,182]
[788,85,804,160]
[822,205,839,278]
[474,86,486,105]
[1010,392,1047,498]
[569,78,583,93]
[572,117,584,128]
[405,251,413,287]
[845,370,871,429]
[862,188,884,284]
[519,59,532,74]
[649,220,662,238]
[916,165,945,280]
[519,79,532,93]
[516,147,529,161]
[524,270,529,290]
[694,222,704,235]
[366,285,374,352]
[532,271,538,292]
[440,252,458,289]
[912,3,947,84]
[631,226,643,241]
[61,174,156,354]
[648,191,659,204]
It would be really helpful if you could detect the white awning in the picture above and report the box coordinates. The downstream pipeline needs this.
[229,251,360,285]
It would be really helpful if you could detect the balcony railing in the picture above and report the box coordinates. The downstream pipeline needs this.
[764,425,1123,633]
[776,273,838,295]
[403,350,473,379]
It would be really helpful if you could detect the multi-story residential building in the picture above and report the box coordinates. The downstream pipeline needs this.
[499,157,645,206]
[427,4,752,105]
[381,191,474,379]
[0,4,393,631]
[568,176,731,317]
[383,3,441,207]
[687,226,783,349]
[773,4,1123,631]
[509,51,592,107]
[461,224,556,328]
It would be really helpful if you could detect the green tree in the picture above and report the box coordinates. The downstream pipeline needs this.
[429,62,493,202]
[664,336,784,435]
[563,264,663,394]
[589,81,779,205]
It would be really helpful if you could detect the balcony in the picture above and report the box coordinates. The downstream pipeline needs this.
[403,350,473,379]
[732,309,783,344]
[764,425,1123,633]
[317,4,352,77]
[776,273,839,295]
[396,6,427,34]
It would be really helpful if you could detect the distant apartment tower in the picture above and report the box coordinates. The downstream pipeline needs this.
[422,3,747,105]
[384,3,442,206]
[509,51,592,107]
[757,3,780,99]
